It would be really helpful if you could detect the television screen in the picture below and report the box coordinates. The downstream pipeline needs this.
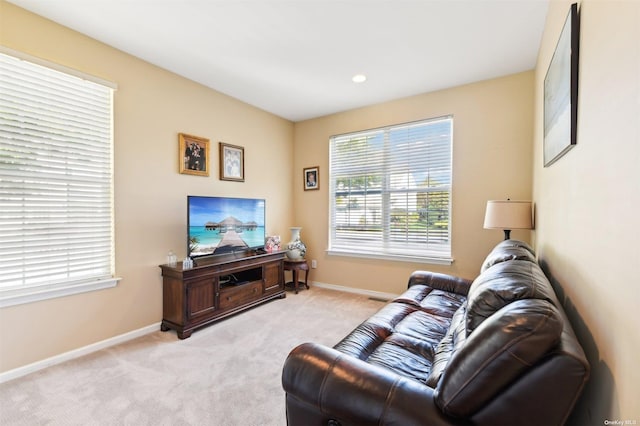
[187,196,266,258]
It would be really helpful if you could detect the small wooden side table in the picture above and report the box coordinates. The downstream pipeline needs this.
[283,259,310,294]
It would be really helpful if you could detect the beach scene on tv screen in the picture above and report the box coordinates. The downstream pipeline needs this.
[189,197,265,256]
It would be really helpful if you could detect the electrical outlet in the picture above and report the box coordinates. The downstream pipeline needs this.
[311,259,317,269]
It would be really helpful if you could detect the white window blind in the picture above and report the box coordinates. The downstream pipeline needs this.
[0,51,118,307]
[329,116,453,263]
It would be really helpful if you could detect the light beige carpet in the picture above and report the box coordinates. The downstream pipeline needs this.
[0,287,386,426]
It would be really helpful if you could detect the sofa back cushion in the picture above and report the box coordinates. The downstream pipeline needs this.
[466,260,557,334]
[434,299,563,418]
[425,302,467,387]
[480,239,536,273]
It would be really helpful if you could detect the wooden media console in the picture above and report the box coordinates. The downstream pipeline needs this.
[159,250,286,339]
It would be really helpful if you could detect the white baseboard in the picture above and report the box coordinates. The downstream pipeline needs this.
[0,322,161,384]
[1,284,396,383]
[311,281,399,302]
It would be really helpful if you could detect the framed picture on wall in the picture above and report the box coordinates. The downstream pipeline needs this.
[179,133,210,176]
[303,166,319,191]
[219,142,245,182]
[543,2,580,167]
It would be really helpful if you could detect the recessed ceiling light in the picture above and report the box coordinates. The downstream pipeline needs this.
[352,74,367,83]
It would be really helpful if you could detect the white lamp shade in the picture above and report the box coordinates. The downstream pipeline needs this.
[483,200,533,230]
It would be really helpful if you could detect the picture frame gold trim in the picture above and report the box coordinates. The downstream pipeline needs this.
[303,166,319,191]
[179,133,210,176]
[219,142,245,182]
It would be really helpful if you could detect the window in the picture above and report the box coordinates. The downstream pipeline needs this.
[329,116,453,263]
[0,49,119,307]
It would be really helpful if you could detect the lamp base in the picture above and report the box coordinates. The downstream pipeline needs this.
[503,229,511,240]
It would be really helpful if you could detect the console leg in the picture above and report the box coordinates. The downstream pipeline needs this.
[177,330,192,340]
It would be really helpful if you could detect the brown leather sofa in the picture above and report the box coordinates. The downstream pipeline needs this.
[282,240,590,426]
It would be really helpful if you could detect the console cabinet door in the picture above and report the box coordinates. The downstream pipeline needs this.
[263,261,283,294]
[186,278,217,319]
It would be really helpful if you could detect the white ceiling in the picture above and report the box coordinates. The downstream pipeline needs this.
[8,0,549,122]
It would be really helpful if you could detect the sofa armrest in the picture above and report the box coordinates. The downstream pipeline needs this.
[282,342,467,426]
[408,271,472,295]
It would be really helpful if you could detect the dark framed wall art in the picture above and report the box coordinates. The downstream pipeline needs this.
[219,142,245,182]
[543,2,580,167]
[303,166,319,191]
[179,133,210,176]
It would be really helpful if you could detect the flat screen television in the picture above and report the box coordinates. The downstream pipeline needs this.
[187,196,266,258]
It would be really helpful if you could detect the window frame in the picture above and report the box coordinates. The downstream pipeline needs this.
[0,48,120,308]
[328,116,453,265]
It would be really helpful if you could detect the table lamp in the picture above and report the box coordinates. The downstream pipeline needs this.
[483,200,533,240]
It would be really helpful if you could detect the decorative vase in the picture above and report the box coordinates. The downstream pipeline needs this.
[286,227,306,260]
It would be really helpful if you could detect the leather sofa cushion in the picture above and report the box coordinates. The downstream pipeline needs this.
[334,285,466,385]
[364,314,440,383]
[333,302,416,361]
[466,259,557,333]
[435,299,564,418]
[425,301,467,387]
[480,239,537,273]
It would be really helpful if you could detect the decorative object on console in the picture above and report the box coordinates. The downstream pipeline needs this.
[179,133,210,176]
[543,2,579,167]
[265,235,281,253]
[303,166,319,191]
[483,199,533,240]
[219,142,245,181]
[166,250,177,266]
[286,227,307,260]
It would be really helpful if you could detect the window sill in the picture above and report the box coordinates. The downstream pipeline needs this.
[327,249,453,265]
[0,277,122,308]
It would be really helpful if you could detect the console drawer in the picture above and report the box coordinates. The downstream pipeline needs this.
[219,280,262,310]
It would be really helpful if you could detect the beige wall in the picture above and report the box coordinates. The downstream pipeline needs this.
[293,71,534,294]
[6,3,637,421]
[0,2,294,373]
[533,0,640,423]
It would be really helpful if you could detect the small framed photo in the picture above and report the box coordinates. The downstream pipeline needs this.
[179,133,210,176]
[219,142,245,182]
[303,166,319,191]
